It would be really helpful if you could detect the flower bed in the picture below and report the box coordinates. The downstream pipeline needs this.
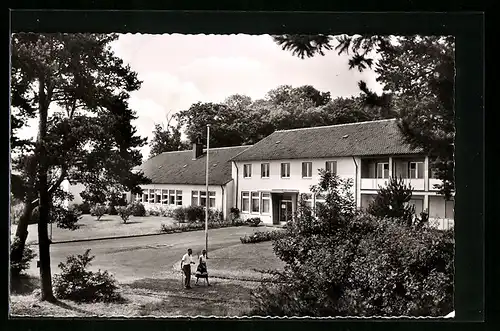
[159,220,244,234]
[240,230,287,244]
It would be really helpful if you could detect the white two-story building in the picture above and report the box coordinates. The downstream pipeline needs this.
[230,119,454,225]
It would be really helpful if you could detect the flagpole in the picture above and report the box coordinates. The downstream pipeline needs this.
[205,124,210,258]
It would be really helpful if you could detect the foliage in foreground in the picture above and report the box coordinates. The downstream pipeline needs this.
[250,172,454,317]
[53,249,122,303]
[10,237,36,278]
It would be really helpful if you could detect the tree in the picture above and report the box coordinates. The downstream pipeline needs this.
[250,172,454,317]
[148,116,188,158]
[273,34,455,199]
[10,33,149,301]
[366,176,416,227]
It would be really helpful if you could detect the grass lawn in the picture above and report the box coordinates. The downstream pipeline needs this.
[10,228,285,317]
[10,214,176,245]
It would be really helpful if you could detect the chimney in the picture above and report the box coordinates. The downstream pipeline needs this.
[192,141,203,160]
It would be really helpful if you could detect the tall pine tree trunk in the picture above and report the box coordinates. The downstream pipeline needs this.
[11,157,37,276]
[37,75,55,302]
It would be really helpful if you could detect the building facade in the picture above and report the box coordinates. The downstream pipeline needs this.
[231,119,454,226]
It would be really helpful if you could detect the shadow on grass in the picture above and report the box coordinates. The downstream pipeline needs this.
[128,277,252,317]
[52,299,96,315]
[10,274,39,295]
[122,221,142,225]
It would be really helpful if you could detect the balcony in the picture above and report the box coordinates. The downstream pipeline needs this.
[360,178,425,191]
[429,178,443,191]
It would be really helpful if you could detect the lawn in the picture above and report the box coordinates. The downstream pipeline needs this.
[10,214,176,245]
[10,227,285,317]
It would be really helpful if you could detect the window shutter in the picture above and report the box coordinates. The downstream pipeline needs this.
[332,161,337,175]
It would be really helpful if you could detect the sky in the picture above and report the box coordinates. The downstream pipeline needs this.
[17,34,384,160]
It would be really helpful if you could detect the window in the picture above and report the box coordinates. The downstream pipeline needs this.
[191,191,199,206]
[408,162,424,179]
[142,193,147,203]
[302,162,312,178]
[261,163,270,178]
[281,163,290,178]
[149,189,155,203]
[241,192,250,212]
[261,193,270,214]
[209,191,216,208]
[243,164,252,178]
[325,161,337,175]
[155,190,161,204]
[376,163,389,179]
[200,191,207,207]
[161,189,168,205]
[176,190,183,206]
[251,192,260,213]
[169,189,176,205]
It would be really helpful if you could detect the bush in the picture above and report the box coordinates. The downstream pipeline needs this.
[130,202,146,217]
[159,219,237,234]
[76,202,91,215]
[240,230,286,244]
[367,176,415,226]
[173,207,187,222]
[116,205,133,224]
[10,238,36,278]
[53,249,121,303]
[147,207,161,216]
[107,204,118,215]
[249,171,454,317]
[90,204,107,221]
[232,218,246,226]
[230,207,240,220]
[10,202,24,225]
[53,204,82,230]
[185,205,205,223]
[246,217,262,227]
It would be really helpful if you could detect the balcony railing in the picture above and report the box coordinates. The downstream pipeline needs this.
[360,178,425,190]
[429,178,443,191]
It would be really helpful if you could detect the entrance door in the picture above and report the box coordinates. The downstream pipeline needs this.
[279,200,293,223]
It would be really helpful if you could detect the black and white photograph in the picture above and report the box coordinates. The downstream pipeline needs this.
[10,30,456,318]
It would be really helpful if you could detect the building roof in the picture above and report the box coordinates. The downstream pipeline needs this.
[231,119,423,162]
[137,146,250,185]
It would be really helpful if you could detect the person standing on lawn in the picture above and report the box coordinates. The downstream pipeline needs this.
[195,249,210,286]
[181,248,195,289]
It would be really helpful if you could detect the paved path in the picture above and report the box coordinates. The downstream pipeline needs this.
[26,226,265,283]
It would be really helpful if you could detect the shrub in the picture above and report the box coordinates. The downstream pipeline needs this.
[208,209,224,226]
[76,201,91,214]
[173,207,186,222]
[90,204,107,221]
[53,249,121,303]
[107,204,118,215]
[367,176,415,226]
[53,204,82,230]
[240,230,287,244]
[10,202,24,225]
[249,172,454,317]
[159,219,235,234]
[158,206,174,218]
[130,202,146,217]
[232,218,246,226]
[230,207,240,220]
[185,205,205,223]
[246,217,262,227]
[116,205,133,224]
[147,207,161,216]
[10,237,36,278]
